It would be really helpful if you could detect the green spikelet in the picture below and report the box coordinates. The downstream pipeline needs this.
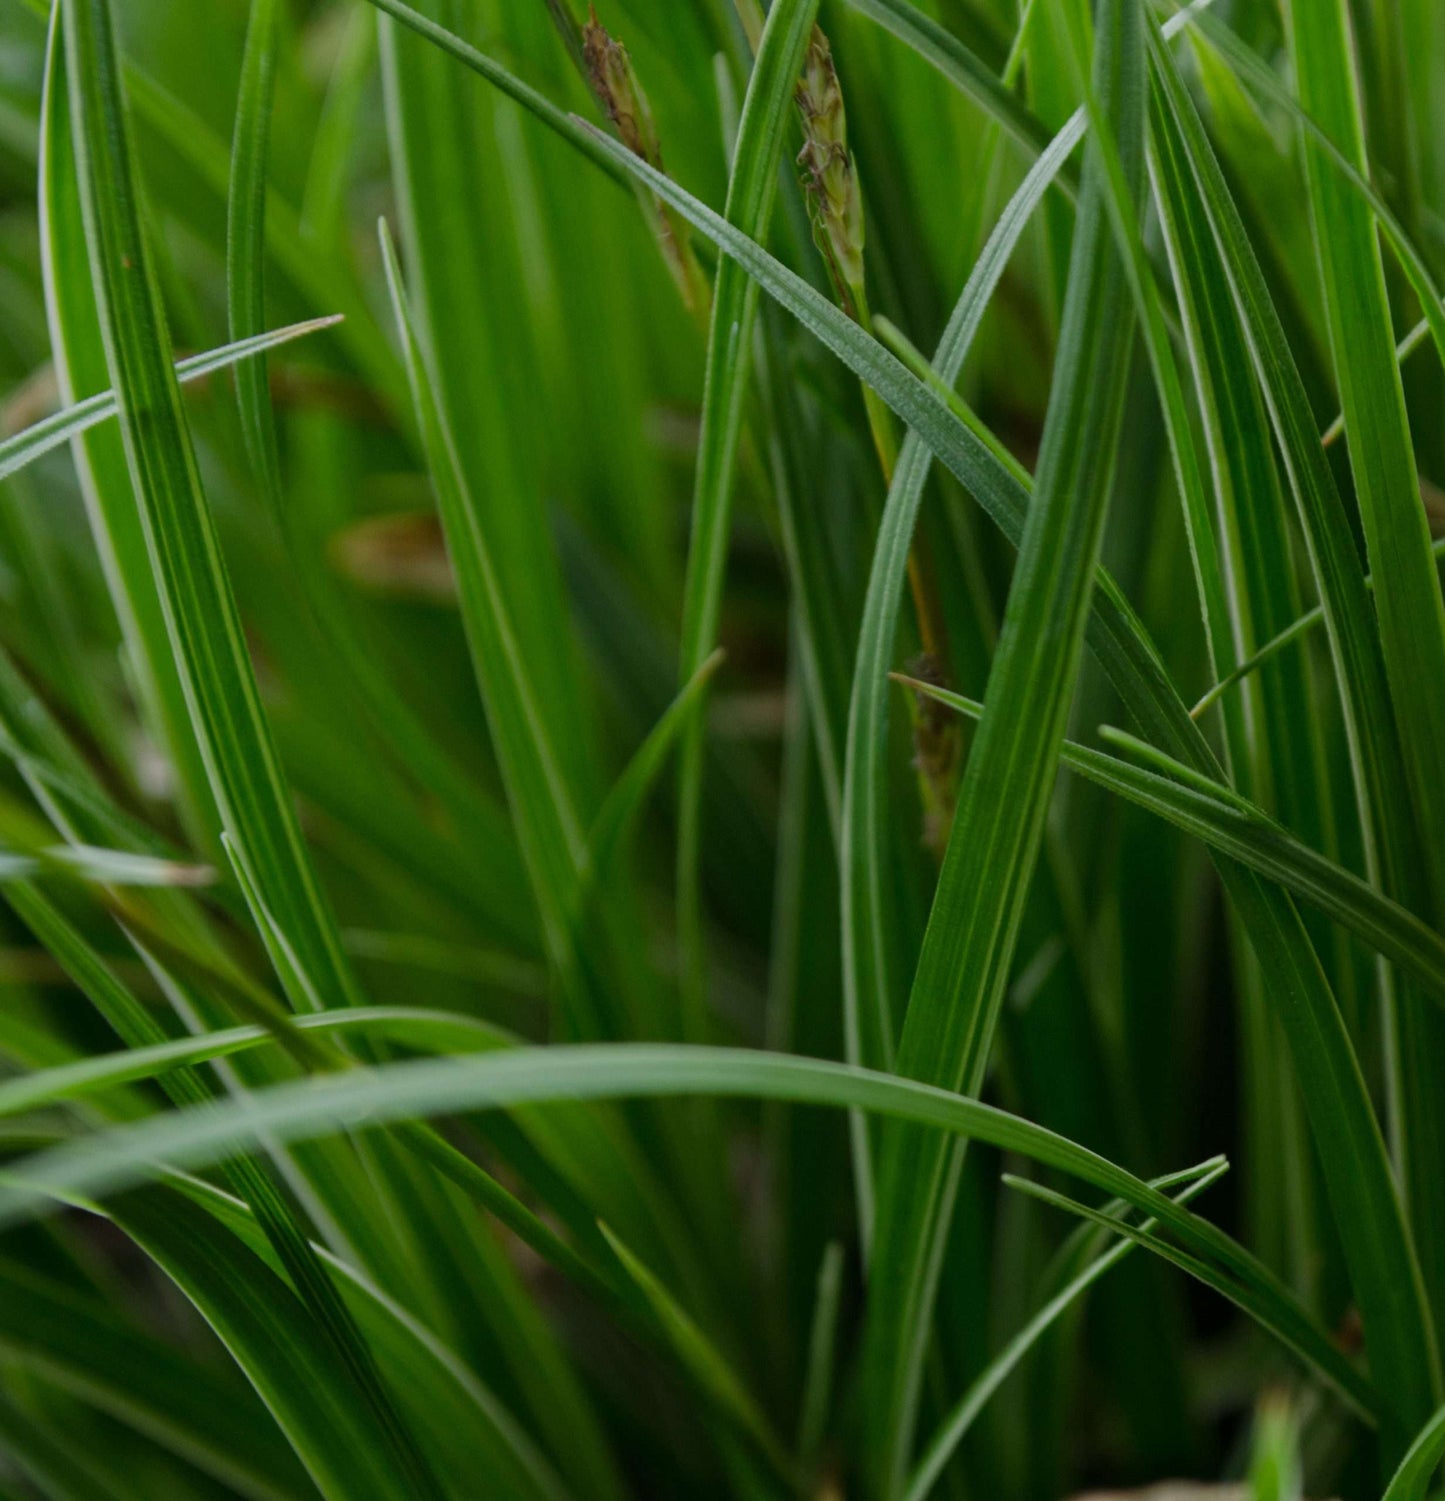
[794,26,866,315]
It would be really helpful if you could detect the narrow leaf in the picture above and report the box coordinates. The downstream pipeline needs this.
[0,317,341,486]
[0,1042,1371,1416]
[898,675,1445,1005]
[864,4,1145,1489]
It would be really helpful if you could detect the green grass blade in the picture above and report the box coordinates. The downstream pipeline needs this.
[0,844,212,888]
[1068,7,1237,724]
[378,0,593,810]
[345,0,1126,587]
[1284,0,1445,1343]
[0,317,340,486]
[1382,1405,1445,1501]
[898,675,1445,1004]
[906,1160,1228,1501]
[841,86,1084,1191]
[838,0,1067,177]
[105,1188,439,1501]
[835,0,1215,199]
[997,1172,1364,1420]
[226,0,283,498]
[0,1042,1372,1417]
[2,888,442,1501]
[374,57,733,1332]
[1147,43,1342,834]
[755,323,853,830]
[376,219,591,1018]
[796,1240,844,1465]
[0,1257,310,1500]
[1162,0,1445,383]
[598,1222,794,1481]
[674,0,820,1044]
[1321,312,1444,448]
[175,1177,574,1501]
[894,29,1230,786]
[2,880,295,1086]
[2,880,474,1497]
[300,6,376,243]
[0,963,619,1317]
[863,3,1145,1489]
[1192,538,1445,721]
[385,1121,622,1311]
[346,2,1082,575]
[222,0,529,925]
[1147,21,1443,1455]
[1145,20,1405,855]
[60,0,364,1015]
[1247,1395,1303,1501]
[0,1008,506,1121]
[356,0,626,182]
[72,22,403,410]
[37,16,218,850]
[1144,35,1372,1298]
[372,227,717,1389]
[52,10,515,1486]
[585,648,724,898]
[0,1387,136,1501]
[221,795,626,1494]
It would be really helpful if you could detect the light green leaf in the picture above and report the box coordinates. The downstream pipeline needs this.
[60,0,362,1014]
[0,317,341,487]
[1147,19,1442,1454]
[1284,0,1445,1348]
[1191,538,1445,722]
[674,0,819,1042]
[377,218,592,1021]
[378,0,594,812]
[898,674,1445,1005]
[863,4,1145,1490]
[0,1043,1375,1423]
[1382,1404,1445,1501]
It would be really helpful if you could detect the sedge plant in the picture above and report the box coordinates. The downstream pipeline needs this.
[0,0,1443,1496]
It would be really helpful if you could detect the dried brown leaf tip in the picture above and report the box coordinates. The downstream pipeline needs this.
[795,27,866,316]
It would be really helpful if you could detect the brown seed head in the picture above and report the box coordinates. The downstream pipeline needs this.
[583,7,662,169]
[794,27,865,306]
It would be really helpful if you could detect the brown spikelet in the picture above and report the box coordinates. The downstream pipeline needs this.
[906,653,963,857]
[581,7,708,319]
[582,6,663,170]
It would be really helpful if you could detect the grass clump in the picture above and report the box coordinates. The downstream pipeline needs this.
[0,0,1443,1496]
